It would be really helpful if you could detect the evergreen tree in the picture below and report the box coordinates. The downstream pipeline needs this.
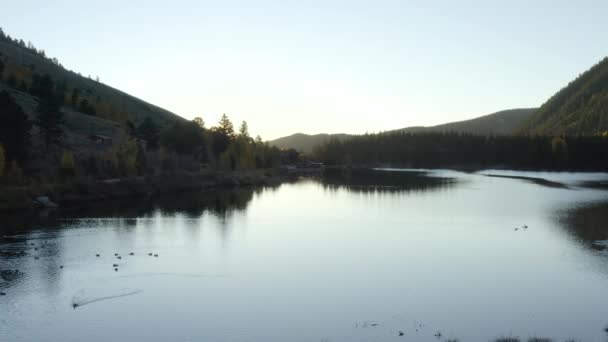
[0,59,4,79]
[239,121,250,140]
[217,113,235,139]
[35,99,64,148]
[0,144,5,177]
[193,116,205,129]
[30,74,55,101]
[71,88,80,106]
[137,117,160,149]
[0,91,31,163]
[124,119,137,138]
[78,98,96,115]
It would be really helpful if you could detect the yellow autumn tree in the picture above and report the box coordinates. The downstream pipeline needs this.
[60,150,75,176]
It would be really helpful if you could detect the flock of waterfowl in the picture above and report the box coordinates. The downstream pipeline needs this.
[357,321,453,340]
[0,236,162,297]
[97,251,160,272]
[514,224,529,231]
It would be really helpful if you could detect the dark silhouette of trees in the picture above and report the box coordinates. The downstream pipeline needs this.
[78,99,96,115]
[35,99,64,148]
[217,113,235,139]
[71,88,80,106]
[161,120,207,157]
[0,91,31,163]
[0,59,4,79]
[193,117,205,129]
[30,74,55,101]
[313,131,608,171]
[138,117,160,149]
[210,114,235,160]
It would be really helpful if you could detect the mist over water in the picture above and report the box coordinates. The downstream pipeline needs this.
[2,170,608,342]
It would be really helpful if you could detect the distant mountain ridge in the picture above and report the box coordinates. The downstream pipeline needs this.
[269,133,352,153]
[270,108,536,153]
[394,108,536,135]
[519,56,608,135]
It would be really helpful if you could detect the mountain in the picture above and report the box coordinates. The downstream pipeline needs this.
[519,56,608,135]
[0,29,190,175]
[269,133,352,153]
[0,32,184,129]
[270,108,535,153]
[394,108,536,135]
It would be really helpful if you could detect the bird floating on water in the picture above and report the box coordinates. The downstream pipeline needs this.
[398,331,405,336]
[129,252,134,256]
[96,254,100,257]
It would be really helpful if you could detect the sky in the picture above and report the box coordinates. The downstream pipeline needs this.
[1,0,607,140]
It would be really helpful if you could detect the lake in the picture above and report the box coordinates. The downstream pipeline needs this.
[2,169,608,342]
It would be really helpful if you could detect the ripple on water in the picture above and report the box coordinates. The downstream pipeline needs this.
[72,288,143,308]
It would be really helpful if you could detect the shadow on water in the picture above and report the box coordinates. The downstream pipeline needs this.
[485,174,570,189]
[0,186,277,292]
[0,186,278,236]
[558,201,608,252]
[320,168,457,194]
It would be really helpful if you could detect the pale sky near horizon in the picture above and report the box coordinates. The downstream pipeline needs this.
[2,1,607,140]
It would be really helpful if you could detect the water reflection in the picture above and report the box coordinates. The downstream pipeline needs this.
[321,168,457,193]
[558,201,608,251]
[1,187,272,235]
[4,171,608,342]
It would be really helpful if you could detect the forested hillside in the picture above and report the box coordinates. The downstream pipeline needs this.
[313,132,608,171]
[268,133,352,153]
[270,109,534,153]
[0,27,282,188]
[0,29,183,127]
[519,57,608,135]
[395,108,535,135]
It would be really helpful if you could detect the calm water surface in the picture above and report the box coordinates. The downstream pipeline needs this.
[2,169,608,342]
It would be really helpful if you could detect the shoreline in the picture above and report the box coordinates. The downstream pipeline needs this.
[0,169,292,213]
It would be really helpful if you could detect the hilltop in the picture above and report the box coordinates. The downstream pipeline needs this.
[519,56,608,135]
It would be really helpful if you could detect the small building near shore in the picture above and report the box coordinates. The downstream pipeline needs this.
[87,134,112,145]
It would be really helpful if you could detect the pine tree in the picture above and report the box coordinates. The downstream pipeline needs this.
[239,121,250,139]
[137,117,160,149]
[217,114,235,139]
[193,117,205,129]
[0,144,5,177]
[35,99,64,148]
[0,91,31,163]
